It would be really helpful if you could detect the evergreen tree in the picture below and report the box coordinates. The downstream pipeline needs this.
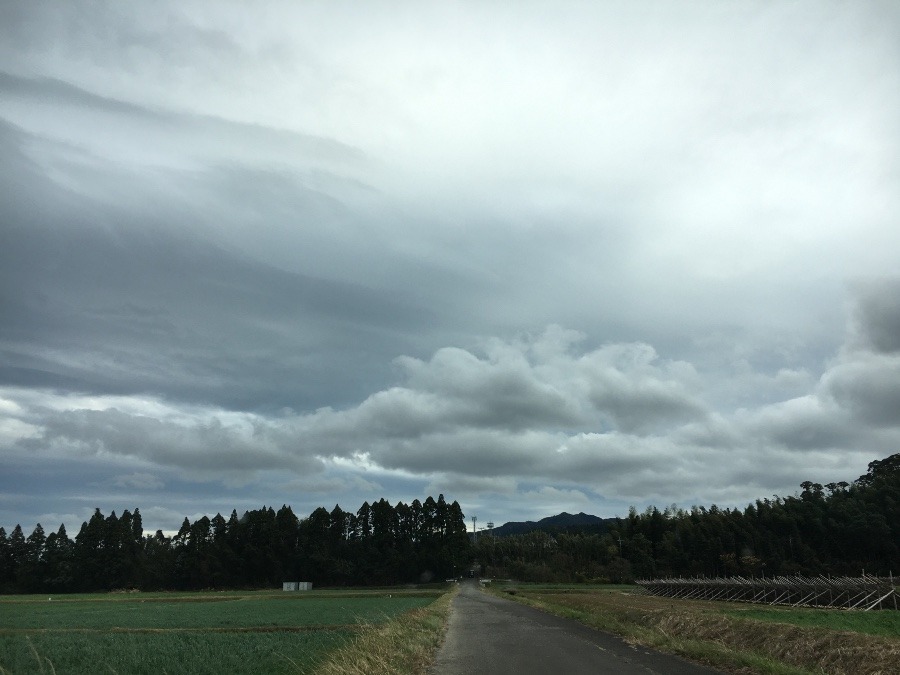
[142,530,173,590]
[209,513,235,587]
[445,500,470,577]
[44,524,74,592]
[0,528,12,592]
[8,525,26,578]
[74,509,107,590]
[355,501,372,540]
[22,523,46,591]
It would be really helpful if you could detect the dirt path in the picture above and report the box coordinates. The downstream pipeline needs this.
[431,581,724,675]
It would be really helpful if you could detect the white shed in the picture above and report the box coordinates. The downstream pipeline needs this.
[282,581,313,591]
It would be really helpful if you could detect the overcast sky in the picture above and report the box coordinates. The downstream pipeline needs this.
[2,1,899,536]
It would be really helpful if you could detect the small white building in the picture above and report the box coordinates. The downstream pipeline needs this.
[282,581,313,591]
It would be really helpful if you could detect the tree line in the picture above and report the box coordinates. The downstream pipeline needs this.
[3,454,897,592]
[0,495,470,593]
[474,453,900,583]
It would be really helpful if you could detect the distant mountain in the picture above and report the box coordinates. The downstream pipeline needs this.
[488,512,617,537]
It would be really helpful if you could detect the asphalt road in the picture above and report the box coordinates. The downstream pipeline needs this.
[431,581,725,675]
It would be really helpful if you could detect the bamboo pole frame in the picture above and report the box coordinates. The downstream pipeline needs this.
[637,574,898,611]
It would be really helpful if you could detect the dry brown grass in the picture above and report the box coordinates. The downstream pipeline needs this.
[495,588,900,675]
[652,610,899,675]
[314,586,456,675]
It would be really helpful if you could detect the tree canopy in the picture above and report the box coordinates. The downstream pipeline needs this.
[474,453,899,583]
[0,496,469,593]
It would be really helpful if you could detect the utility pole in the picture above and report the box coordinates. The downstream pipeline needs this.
[472,515,477,542]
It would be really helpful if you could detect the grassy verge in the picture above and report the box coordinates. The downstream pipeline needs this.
[487,584,900,675]
[315,584,457,675]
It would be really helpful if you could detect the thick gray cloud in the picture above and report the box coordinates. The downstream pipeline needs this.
[0,119,434,411]
[849,277,900,354]
[1,1,899,533]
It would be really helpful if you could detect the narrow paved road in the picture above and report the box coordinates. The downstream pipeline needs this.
[431,581,724,675]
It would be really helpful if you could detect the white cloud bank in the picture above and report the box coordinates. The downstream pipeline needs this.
[4,277,898,529]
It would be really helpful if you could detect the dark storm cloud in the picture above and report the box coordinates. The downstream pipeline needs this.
[21,407,316,473]
[376,430,550,476]
[740,396,855,450]
[1,217,432,409]
[850,276,900,354]
[395,345,585,432]
[0,120,431,410]
[582,343,705,434]
[826,358,900,427]
[819,277,900,428]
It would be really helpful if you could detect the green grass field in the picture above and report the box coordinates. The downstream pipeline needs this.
[0,589,441,674]
[725,606,900,638]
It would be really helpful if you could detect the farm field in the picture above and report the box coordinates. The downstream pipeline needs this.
[487,583,900,675]
[0,588,443,674]
[724,606,900,638]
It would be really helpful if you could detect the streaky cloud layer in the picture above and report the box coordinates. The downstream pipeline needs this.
[1,0,898,532]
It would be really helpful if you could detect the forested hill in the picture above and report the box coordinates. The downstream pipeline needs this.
[0,495,470,594]
[491,512,615,537]
[473,453,900,583]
